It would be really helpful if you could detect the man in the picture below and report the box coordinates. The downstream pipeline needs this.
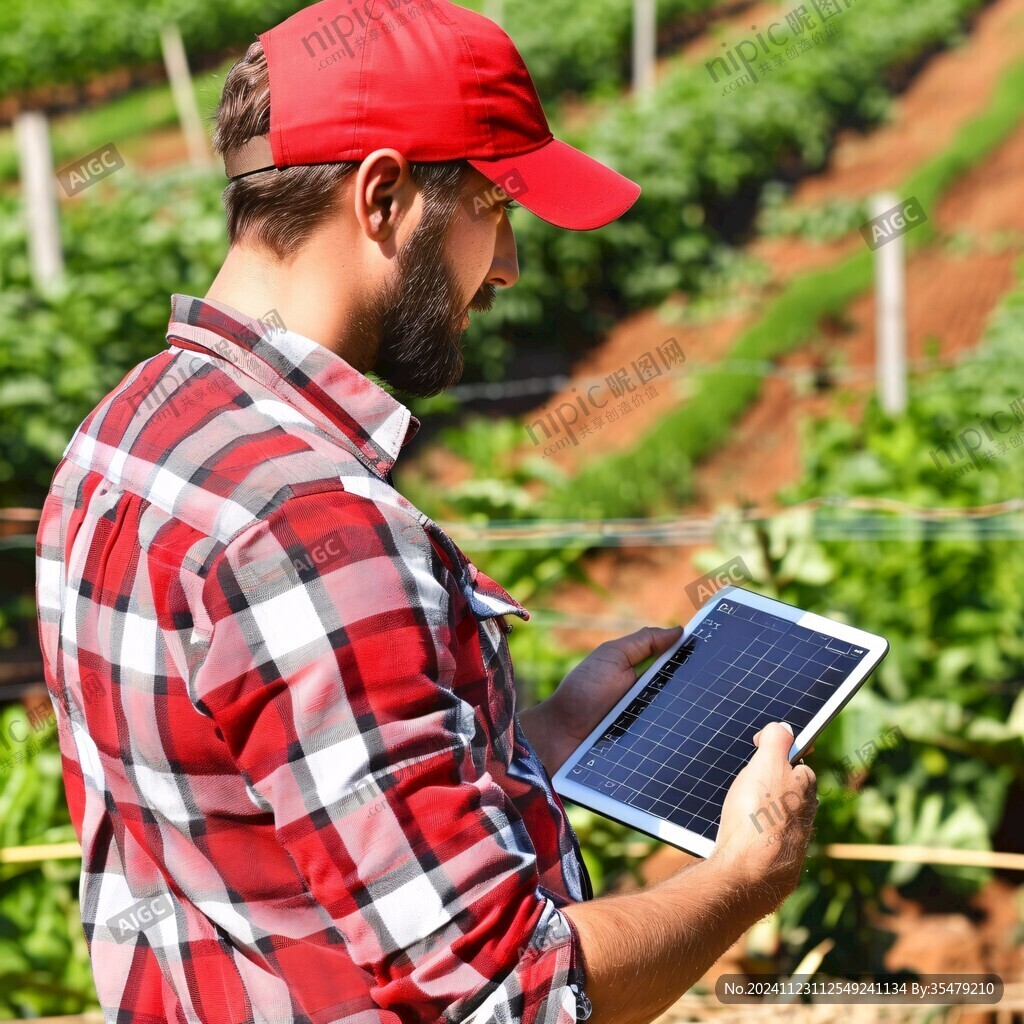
[35,1,817,1021]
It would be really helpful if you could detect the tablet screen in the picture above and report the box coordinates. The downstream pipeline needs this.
[563,597,870,841]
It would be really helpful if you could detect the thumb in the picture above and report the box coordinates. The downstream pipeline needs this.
[751,721,795,761]
[610,624,684,667]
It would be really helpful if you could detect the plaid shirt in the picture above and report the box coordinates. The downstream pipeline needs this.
[35,294,594,1024]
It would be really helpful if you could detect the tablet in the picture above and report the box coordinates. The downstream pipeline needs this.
[551,586,889,859]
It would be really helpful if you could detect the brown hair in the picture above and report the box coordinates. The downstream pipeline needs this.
[211,40,469,260]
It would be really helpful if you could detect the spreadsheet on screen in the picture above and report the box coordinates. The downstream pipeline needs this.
[565,598,868,839]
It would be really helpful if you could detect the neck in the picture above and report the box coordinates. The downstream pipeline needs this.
[204,242,376,373]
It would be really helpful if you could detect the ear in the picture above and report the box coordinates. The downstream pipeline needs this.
[352,149,418,244]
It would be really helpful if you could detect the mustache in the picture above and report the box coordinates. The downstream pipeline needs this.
[469,283,496,313]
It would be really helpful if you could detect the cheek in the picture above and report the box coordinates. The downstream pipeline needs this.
[449,221,496,291]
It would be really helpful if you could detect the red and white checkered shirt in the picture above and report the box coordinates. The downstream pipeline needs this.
[35,294,593,1024]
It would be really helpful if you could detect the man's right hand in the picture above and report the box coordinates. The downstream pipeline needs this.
[710,721,818,912]
[562,720,820,1024]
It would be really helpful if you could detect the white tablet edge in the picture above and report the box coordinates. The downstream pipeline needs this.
[551,585,889,859]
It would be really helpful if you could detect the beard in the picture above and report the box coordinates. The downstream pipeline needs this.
[349,188,495,399]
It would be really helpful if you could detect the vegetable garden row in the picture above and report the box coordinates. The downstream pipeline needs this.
[0,0,723,105]
[1,0,1022,1016]
[0,0,999,502]
[3,253,1022,1017]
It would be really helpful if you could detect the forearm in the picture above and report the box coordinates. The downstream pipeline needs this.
[561,853,776,1024]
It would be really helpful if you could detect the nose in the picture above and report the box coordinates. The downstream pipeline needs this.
[486,212,519,289]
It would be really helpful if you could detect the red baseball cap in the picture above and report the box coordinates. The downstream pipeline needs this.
[222,0,641,231]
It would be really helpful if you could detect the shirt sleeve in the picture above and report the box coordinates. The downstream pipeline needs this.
[194,488,583,1023]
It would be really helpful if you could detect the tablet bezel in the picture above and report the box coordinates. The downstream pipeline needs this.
[550,585,890,859]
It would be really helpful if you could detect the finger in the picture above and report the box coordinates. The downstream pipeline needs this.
[751,721,795,762]
[792,763,817,791]
[753,722,793,745]
[792,767,819,824]
[608,624,684,667]
[753,723,808,751]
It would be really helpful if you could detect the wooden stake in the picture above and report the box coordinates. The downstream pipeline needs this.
[633,0,657,95]
[160,24,212,169]
[14,111,64,292]
[6,839,1023,870]
[824,843,1024,872]
[872,192,908,415]
[483,0,504,28]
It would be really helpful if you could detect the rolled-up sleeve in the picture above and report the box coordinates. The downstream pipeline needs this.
[194,489,582,1023]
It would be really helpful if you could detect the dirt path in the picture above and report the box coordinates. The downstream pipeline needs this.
[537,110,1024,657]
[695,106,1024,510]
[409,0,1024,658]
[501,0,1024,482]
[121,127,194,173]
[405,0,1024,501]
[541,43,1024,988]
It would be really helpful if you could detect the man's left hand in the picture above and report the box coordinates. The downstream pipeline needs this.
[519,625,685,779]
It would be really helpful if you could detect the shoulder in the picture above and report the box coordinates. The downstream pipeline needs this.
[199,486,459,656]
[65,350,447,597]
[199,464,458,615]
[91,348,430,549]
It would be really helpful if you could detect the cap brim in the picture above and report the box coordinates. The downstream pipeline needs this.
[467,137,640,231]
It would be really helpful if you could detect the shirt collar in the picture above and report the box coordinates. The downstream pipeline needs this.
[165,294,420,480]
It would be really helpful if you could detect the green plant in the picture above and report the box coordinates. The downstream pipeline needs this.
[3,2,1007,510]
[756,182,871,242]
[692,261,1024,973]
[0,0,724,105]
[535,53,1024,522]
[0,704,96,1017]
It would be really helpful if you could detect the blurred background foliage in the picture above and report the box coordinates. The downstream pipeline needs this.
[0,0,1022,1016]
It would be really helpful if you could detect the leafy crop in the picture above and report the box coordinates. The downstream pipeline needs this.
[693,263,1024,973]
[0,0,306,102]
[756,181,871,242]
[0,0,722,105]
[0,0,994,506]
[0,167,229,501]
[0,704,93,1018]
[533,51,1024,523]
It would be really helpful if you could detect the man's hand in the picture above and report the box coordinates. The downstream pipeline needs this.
[518,625,684,778]
[561,721,818,1024]
[710,721,818,914]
